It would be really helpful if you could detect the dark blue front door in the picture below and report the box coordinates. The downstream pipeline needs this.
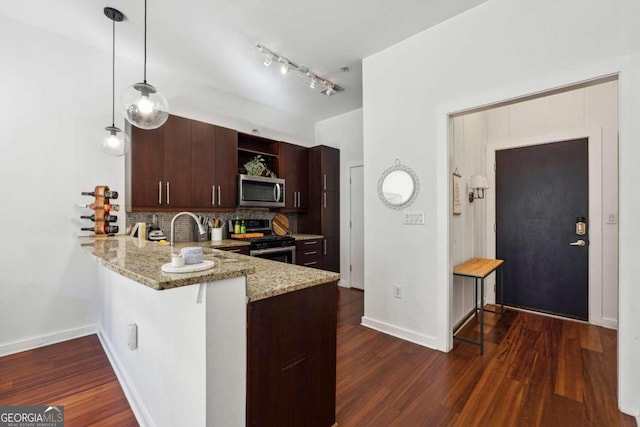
[496,138,589,320]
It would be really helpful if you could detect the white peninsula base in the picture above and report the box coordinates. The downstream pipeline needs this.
[97,264,247,427]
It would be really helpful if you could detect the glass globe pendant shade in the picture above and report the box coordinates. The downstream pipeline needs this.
[121,82,169,130]
[101,125,130,157]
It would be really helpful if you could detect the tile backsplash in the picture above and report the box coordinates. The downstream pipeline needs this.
[126,210,298,243]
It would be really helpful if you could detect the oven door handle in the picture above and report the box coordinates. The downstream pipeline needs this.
[250,246,294,256]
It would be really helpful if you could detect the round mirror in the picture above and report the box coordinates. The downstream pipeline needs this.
[377,160,419,209]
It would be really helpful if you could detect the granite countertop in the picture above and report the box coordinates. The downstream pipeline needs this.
[209,239,250,248]
[78,235,339,301]
[291,234,324,241]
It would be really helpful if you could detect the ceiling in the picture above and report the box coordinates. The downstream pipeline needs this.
[0,0,486,122]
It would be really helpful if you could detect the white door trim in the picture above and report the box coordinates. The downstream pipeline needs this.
[345,161,364,289]
[486,127,610,328]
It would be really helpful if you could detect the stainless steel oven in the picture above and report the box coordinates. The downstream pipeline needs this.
[228,218,296,264]
[250,246,295,264]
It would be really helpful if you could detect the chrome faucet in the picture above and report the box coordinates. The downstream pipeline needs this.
[170,212,207,248]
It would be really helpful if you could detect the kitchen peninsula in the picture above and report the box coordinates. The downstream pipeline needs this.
[79,235,339,427]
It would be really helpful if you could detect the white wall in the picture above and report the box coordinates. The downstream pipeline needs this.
[450,80,619,328]
[0,14,315,353]
[315,109,364,286]
[362,0,640,415]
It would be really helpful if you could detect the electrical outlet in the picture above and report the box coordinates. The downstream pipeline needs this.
[393,285,403,299]
[607,213,617,224]
[128,323,138,350]
[403,211,425,225]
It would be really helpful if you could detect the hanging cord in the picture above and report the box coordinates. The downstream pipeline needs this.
[143,0,147,84]
[111,16,116,127]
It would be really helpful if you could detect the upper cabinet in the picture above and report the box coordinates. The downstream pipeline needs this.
[191,121,238,209]
[128,114,238,211]
[279,142,309,211]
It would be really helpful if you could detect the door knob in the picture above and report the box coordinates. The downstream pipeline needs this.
[569,240,586,246]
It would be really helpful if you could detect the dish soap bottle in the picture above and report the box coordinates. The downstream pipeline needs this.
[240,220,246,234]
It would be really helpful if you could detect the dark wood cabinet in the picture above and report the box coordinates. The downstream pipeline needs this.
[295,239,323,269]
[247,281,337,427]
[190,122,238,209]
[129,123,165,208]
[279,142,309,211]
[129,115,192,209]
[300,146,340,273]
[215,127,239,208]
[163,115,192,208]
[129,115,238,211]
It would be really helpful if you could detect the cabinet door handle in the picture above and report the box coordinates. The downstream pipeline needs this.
[227,249,242,253]
[323,174,327,190]
[304,261,317,266]
[166,182,170,205]
[303,241,317,245]
[158,181,162,205]
[218,186,221,206]
[323,192,327,209]
[212,185,215,206]
[323,240,327,255]
[304,251,317,256]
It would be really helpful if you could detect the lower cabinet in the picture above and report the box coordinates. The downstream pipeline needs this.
[295,239,323,269]
[247,281,337,427]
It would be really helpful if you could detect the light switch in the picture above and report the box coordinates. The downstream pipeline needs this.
[403,211,425,225]
[607,213,617,224]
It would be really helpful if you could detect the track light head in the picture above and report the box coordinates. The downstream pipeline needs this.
[280,60,290,75]
[263,55,273,67]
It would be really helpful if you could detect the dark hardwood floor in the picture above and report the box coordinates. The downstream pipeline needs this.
[0,288,634,426]
[0,335,137,426]
[336,287,634,426]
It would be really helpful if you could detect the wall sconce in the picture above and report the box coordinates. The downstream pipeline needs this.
[469,175,489,202]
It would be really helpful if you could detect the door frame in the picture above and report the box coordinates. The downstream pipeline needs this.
[349,163,365,290]
[485,127,608,327]
[344,160,364,289]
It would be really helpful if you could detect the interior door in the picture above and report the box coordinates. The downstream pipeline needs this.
[496,138,588,320]
[350,165,364,290]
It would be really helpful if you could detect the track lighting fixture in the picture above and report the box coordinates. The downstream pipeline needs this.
[256,43,343,96]
[101,7,130,157]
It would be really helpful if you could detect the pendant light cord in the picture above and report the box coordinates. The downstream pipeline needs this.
[143,0,147,84]
[111,17,116,127]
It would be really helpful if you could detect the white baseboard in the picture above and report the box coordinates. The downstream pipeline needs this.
[0,325,97,357]
[361,316,439,350]
[97,329,153,427]
[338,280,350,288]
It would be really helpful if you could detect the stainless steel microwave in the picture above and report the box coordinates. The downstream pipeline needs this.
[238,174,285,208]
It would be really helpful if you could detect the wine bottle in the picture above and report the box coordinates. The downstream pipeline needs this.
[81,214,118,222]
[82,190,119,199]
[81,225,119,234]
[81,203,120,212]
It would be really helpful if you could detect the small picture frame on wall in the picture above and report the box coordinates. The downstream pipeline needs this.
[452,169,462,215]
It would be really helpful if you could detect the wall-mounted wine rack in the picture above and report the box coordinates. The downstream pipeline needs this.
[81,185,119,236]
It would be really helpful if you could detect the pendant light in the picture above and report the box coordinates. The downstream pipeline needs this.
[101,7,130,156]
[121,0,169,130]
